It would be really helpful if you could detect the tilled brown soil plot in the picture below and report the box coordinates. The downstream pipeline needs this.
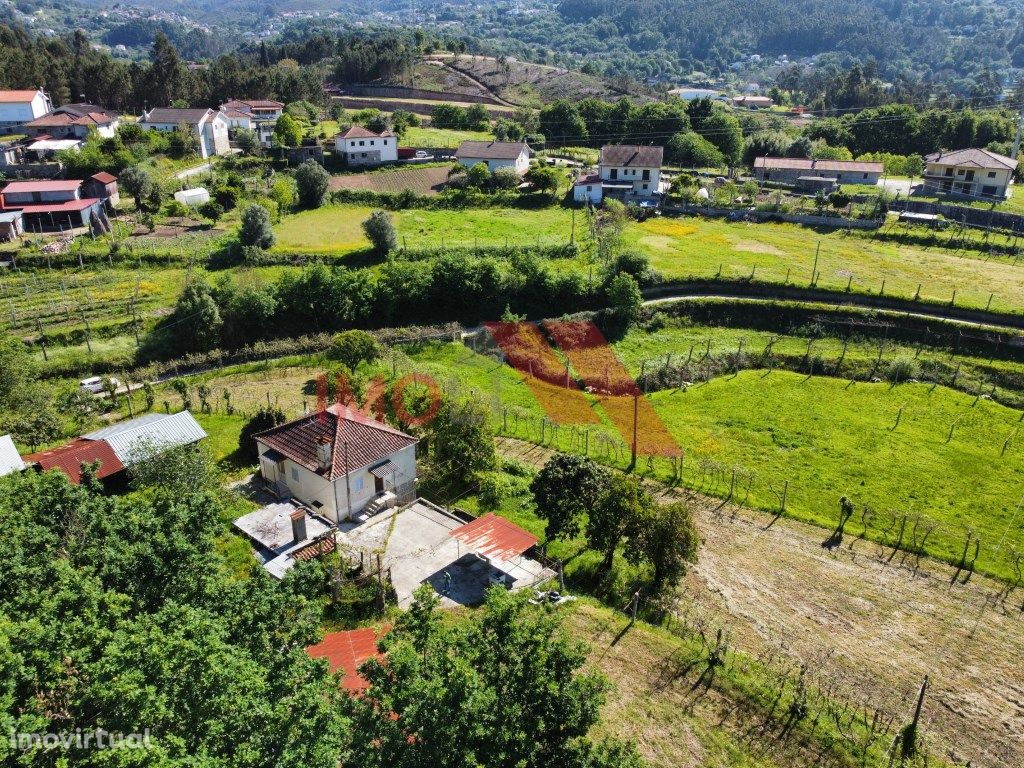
[498,437,1024,767]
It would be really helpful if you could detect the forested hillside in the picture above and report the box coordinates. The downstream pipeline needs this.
[453,0,1024,85]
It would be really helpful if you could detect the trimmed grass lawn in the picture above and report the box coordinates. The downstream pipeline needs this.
[273,204,579,254]
[633,215,1024,315]
[401,125,492,147]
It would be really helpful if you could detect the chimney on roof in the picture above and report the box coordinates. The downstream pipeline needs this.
[316,433,333,472]
[290,508,307,544]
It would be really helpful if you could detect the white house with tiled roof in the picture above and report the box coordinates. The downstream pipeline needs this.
[139,107,230,159]
[333,125,398,166]
[923,148,1017,200]
[255,404,418,522]
[455,141,530,174]
[0,89,52,131]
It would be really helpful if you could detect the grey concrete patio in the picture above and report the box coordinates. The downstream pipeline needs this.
[339,499,555,607]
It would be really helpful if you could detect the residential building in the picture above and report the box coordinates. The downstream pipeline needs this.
[0,434,25,476]
[591,144,665,202]
[455,141,531,174]
[753,157,884,186]
[220,99,284,123]
[0,89,52,131]
[334,126,398,166]
[139,107,230,159]
[22,103,119,139]
[220,108,254,132]
[572,172,603,204]
[255,404,418,523]
[923,148,1017,200]
[21,411,207,485]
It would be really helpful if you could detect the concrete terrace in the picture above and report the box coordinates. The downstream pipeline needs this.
[339,499,555,607]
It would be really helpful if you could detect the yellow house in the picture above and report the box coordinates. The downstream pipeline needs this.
[923,148,1017,201]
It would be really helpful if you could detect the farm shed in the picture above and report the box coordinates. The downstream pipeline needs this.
[174,187,210,207]
[0,210,22,241]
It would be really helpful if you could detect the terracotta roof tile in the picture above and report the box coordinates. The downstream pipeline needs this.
[255,404,417,482]
[336,125,394,139]
[924,148,1017,171]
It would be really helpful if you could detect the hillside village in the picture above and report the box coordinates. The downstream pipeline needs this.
[2,23,1024,768]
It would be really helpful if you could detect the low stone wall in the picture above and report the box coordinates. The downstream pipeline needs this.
[342,84,498,105]
[0,161,64,178]
[331,96,513,118]
[887,198,1024,235]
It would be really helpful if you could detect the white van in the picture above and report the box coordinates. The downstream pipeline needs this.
[80,376,120,394]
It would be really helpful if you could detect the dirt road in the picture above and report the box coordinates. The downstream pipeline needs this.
[498,436,1024,767]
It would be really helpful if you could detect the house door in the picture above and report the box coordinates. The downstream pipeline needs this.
[610,168,618,180]
[374,474,385,494]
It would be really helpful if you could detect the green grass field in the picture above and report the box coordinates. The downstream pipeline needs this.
[649,371,1024,577]
[633,215,1024,315]
[272,204,579,254]
[402,125,492,147]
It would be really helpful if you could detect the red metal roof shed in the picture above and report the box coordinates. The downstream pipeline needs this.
[449,513,539,562]
[23,438,124,485]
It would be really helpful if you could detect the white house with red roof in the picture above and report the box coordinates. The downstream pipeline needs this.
[255,404,418,522]
[0,89,52,131]
[333,125,398,166]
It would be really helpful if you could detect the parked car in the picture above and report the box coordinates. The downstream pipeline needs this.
[80,376,119,394]
[414,150,429,159]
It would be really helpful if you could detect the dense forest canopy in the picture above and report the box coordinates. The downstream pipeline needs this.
[449,0,1024,87]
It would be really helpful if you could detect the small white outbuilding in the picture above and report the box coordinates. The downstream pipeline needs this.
[173,187,210,207]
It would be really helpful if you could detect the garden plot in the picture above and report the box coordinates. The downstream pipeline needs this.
[330,165,452,196]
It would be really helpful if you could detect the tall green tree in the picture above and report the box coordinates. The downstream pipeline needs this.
[625,500,699,591]
[348,585,642,768]
[294,159,330,208]
[530,454,607,541]
[588,474,652,570]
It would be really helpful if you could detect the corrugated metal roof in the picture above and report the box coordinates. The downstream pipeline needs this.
[306,626,389,692]
[23,439,124,484]
[754,156,884,173]
[450,512,539,561]
[0,434,25,476]
[2,180,82,194]
[84,412,170,440]
[87,411,207,465]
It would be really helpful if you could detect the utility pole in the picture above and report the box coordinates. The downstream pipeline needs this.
[1012,103,1024,161]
